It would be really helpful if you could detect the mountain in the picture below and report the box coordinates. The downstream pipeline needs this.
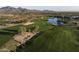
[0,6,28,14]
[0,6,54,14]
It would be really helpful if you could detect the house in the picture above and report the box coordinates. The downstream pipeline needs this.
[5,19,22,24]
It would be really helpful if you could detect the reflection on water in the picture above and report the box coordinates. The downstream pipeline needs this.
[48,17,64,26]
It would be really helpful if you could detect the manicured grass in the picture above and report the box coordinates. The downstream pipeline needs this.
[34,19,53,31]
[25,19,53,32]
[0,26,18,47]
[16,19,79,52]
[0,34,13,46]
[17,26,79,52]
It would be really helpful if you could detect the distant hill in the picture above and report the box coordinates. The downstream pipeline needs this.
[0,6,28,14]
[0,6,55,14]
[0,6,79,15]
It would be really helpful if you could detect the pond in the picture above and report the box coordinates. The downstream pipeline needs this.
[48,17,64,26]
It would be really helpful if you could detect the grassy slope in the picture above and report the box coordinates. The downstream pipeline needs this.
[29,27,79,52]
[16,19,79,52]
[0,26,18,47]
[34,19,53,31]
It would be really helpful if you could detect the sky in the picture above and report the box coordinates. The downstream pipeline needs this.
[21,6,79,11]
[0,0,79,11]
[0,6,79,12]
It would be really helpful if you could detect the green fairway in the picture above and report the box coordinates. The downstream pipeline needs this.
[16,26,79,52]
[0,34,13,46]
[34,19,53,31]
[16,19,79,52]
[0,26,18,47]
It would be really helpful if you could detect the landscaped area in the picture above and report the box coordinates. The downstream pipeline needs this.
[1,16,79,52]
[16,18,79,52]
[0,26,18,47]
